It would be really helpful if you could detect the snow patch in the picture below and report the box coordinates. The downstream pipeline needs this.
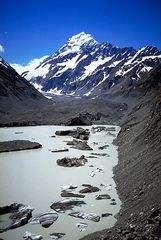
[46,88,63,95]
[115,69,124,76]
[31,82,43,92]
[141,66,153,72]
[108,60,123,67]
[25,63,50,80]
[56,54,81,74]
[80,56,112,81]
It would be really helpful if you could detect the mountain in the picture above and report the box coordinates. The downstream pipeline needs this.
[0,57,50,115]
[12,32,161,97]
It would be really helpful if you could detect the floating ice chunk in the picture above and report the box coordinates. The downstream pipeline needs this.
[76,221,88,232]
[95,167,104,173]
[49,233,66,239]
[69,211,100,222]
[60,184,78,190]
[100,183,112,191]
[29,212,58,228]
[23,231,43,240]
[89,171,96,177]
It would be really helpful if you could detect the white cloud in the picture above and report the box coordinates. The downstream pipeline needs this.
[0,44,4,53]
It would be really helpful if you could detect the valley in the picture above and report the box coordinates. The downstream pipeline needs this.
[0,31,161,240]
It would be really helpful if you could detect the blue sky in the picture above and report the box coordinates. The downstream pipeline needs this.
[1,0,161,64]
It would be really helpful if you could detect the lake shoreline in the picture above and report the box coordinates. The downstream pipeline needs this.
[80,95,161,239]
[0,125,121,240]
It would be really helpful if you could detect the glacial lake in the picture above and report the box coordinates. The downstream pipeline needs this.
[0,125,121,240]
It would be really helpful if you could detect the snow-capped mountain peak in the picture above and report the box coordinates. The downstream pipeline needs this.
[58,32,97,56]
[68,32,97,46]
[11,32,161,97]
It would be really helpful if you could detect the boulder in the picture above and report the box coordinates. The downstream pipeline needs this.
[79,184,100,193]
[55,129,77,136]
[66,139,93,150]
[57,155,87,167]
[96,194,111,200]
[110,201,117,205]
[55,127,90,140]
[61,191,85,198]
[50,198,86,213]
[0,203,33,233]
[101,213,112,217]
[98,144,109,150]
[29,212,58,228]
[87,156,97,159]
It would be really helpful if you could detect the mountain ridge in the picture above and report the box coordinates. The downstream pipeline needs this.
[11,32,161,97]
[0,57,50,115]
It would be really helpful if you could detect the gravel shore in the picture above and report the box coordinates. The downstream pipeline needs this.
[80,91,161,239]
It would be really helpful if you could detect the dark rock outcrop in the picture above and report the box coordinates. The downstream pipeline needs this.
[101,213,112,218]
[0,140,42,152]
[51,148,69,153]
[61,191,85,198]
[66,113,93,126]
[50,199,86,212]
[95,194,111,200]
[55,127,90,140]
[79,184,100,194]
[66,139,93,150]
[55,129,77,136]
[0,57,49,116]
[98,144,109,150]
[57,155,87,167]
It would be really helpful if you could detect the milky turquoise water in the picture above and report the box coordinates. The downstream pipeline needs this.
[0,125,121,240]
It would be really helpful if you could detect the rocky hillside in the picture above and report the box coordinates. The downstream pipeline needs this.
[80,65,161,239]
[0,57,50,115]
[12,32,161,97]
